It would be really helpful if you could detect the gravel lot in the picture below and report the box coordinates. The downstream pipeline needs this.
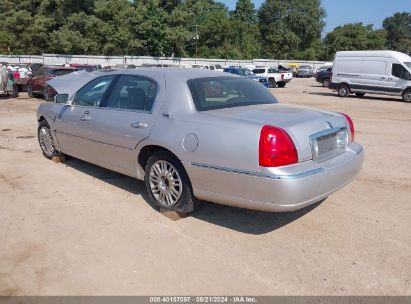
[0,78,410,295]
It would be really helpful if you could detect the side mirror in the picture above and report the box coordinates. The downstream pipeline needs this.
[54,93,69,104]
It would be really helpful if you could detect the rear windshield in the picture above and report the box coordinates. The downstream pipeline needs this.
[187,77,277,111]
[51,69,74,76]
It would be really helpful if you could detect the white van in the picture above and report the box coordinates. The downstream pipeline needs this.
[330,51,411,102]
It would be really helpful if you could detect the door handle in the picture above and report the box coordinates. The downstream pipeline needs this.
[380,77,386,80]
[80,116,91,121]
[130,122,147,128]
[83,110,90,114]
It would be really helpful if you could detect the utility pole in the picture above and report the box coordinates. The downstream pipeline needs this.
[191,25,200,58]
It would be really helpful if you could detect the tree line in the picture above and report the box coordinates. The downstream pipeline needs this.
[0,0,410,61]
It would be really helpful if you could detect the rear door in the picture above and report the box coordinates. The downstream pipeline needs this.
[54,75,117,160]
[90,74,161,173]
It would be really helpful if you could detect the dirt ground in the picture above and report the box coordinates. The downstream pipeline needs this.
[0,78,410,296]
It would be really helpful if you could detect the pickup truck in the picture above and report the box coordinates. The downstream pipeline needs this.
[316,67,332,87]
[252,67,293,87]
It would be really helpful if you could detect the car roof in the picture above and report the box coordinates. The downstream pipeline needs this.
[43,65,76,70]
[100,68,237,80]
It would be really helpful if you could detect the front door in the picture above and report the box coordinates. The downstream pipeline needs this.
[383,62,411,95]
[90,74,161,174]
[54,75,116,161]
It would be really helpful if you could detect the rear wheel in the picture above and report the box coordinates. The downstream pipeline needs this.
[338,84,350,97]
[38,120,59,159]
[355,93,365,97]
[403,89,411,103]
[322,78,330,87]
[27,84,34,98]
[145,151,198,213]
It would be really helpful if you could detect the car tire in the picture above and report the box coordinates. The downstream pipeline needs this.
[355,93,365,97]
[43,86,50,101]
[145,151,198,214]
[38,120,60,159]
[322,79,330,87]
[338,84,350,97]
[27,84,34,98]
[12,85,19,98]
[277,82,286,88]
[402,89,411,103]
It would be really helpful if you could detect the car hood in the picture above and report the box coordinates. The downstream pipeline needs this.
[203,103,347,161]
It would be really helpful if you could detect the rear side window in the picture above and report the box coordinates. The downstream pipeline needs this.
[51,69,75,76]
[73,76,115,107]
[253,69,265,74]
[187,77,277,111]
[104,75,157,112]
[392,64,411,80]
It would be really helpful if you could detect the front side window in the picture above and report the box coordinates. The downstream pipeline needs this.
[73,76,115,107]
[187,77,277,111]
[392,64,411,80]
[104,75,157,112]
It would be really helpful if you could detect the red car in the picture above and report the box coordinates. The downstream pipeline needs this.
[27,66,76,100]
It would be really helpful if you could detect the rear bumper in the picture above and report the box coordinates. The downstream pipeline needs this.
[184,143,364,212]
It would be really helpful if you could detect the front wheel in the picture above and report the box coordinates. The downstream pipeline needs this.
[402,89,411,103]
[12,85,19,98]
[145,151,198,213]
[43,86,51,101]
[38,121,59,158]
[338,84,350,97]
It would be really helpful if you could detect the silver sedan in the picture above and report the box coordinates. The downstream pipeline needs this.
[37,69,363,213]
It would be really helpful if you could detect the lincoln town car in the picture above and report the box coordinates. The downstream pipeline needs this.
[37,69,363,213]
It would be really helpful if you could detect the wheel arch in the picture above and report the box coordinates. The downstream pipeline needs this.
[138,144,181,173]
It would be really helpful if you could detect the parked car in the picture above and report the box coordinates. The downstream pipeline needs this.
[37,69,363,213]
[252,67,293,87]
[5,63,31,91]
[27,66,77,100]
[0,66,18,97]
[223,67,273,88]
[330,50,411,102]
[316,67,332,87]
[314,65,333,78]
[114,64,137,69]
[296,65,314,78]
[69,64,100,72]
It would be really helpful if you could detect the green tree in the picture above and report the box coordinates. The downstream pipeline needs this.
[383,12,411,54]
[258,0,325,60]
[324,23,387,60]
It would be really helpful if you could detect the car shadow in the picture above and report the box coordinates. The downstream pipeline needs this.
[307,91,404,102]
[63,157,324,234]
[192,200,324,235]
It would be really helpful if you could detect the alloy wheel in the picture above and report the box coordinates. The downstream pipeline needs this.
[149,160,183,207]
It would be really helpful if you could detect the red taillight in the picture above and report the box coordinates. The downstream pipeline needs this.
[281,73,284,80]
[341,113,355,142]
[259,125,298,167]
[13,71,20,79]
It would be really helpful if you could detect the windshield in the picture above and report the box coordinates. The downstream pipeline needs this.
[404,62,411,69]
[187,77,277,111]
